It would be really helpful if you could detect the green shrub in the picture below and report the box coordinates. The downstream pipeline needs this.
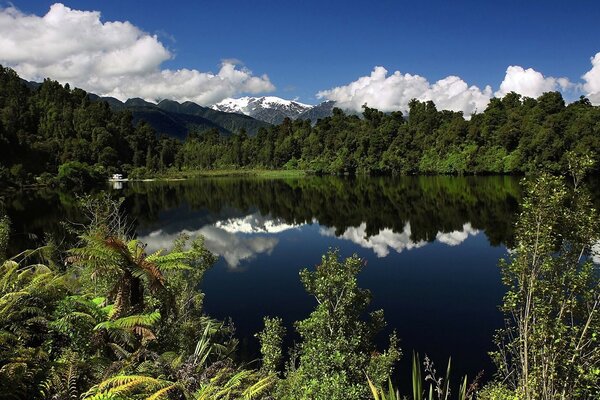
[57,161,105,190]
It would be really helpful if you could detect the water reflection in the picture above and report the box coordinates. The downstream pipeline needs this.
[2,175,524,384]
[140,226,278,269]
[320,222,426,257]
[3,175,523,262]
[140,214,482,267]
[215,213,305,234]
[320,221,479,257]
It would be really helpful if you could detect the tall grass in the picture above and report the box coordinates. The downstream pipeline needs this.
[368,353,477,400]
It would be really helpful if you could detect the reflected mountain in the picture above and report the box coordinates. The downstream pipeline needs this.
[137,211,306,268]
[215,213,306,234]
[320,222,426,257]
[436,223,479,246]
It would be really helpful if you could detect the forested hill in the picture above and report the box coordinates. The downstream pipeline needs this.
[0,66,178,186]
[2,65,600,188]
[87,95,271,139]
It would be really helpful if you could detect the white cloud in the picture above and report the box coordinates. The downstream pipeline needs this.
[214,212,304,234]
[0,3,274,104]
[316,63,584,116]
[435,223,478,246]
[316,66,492,116]
[495,66,572,99]
[140,226,278,269]
[321,222,480,257]
[583,52,600,104]
[320,222,427,257]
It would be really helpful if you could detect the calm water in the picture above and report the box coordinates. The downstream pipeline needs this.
[2,176,523,381]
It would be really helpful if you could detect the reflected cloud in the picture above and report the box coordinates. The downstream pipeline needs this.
[215,213,304,233]
[320,222,479,257]
[140,225,278,269]
[320,222,427,257]
[436,223,479,246]
[592,241,600,264]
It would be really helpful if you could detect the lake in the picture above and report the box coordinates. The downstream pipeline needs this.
[2,175,523,382]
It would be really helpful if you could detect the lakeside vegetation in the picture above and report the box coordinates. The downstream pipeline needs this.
[1,169,599,398]
[3,65,600,190]
[147,168,308,180]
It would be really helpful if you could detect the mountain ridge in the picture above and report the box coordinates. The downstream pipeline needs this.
[23,78,335,138]
[212,96,333,125]
[87,94,271,139]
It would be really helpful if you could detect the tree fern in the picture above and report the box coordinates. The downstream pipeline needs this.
[83,375,183,399]
[95,311,161,331]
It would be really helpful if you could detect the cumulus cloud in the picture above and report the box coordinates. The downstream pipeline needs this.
[321,222,481,257]
[316,62,586,116]
[495,66,572,99]
[316,66,492,116]
[583,52,600,104]
[320,222,427,257]
[139,226,278,269]
[435,223,479,246]
[0,3,274,104]
[214,213,304,234]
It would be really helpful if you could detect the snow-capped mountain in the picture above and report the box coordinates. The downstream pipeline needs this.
[212,96,314,124]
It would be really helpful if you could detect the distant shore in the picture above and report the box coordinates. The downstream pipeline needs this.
[129,169,309,181]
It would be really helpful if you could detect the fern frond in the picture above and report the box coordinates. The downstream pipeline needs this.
[242,373,276,399]
[95,311,161,331]
[146,384,180,400]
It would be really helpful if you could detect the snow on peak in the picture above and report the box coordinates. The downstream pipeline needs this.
[211,96,312,116]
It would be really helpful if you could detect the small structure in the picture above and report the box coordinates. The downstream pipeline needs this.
[111,173,123,181]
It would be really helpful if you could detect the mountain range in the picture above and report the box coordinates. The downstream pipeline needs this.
[212,96,336,125]
[87,95,270,140]
[101,96,336,139]
[24,79,335,139]
[212,96,311,124]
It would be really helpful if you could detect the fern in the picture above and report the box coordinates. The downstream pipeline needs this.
[83,374,180,399]
[95,311,161,331]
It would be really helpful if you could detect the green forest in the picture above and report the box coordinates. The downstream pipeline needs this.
[2,65,600,189]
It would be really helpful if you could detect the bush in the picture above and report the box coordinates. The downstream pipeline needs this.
[128,166,151,179]
[57,161,105,190]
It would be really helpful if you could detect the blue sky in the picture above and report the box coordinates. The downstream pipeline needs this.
[2,1,600,113]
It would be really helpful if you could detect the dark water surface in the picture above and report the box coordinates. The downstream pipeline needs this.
[2,175,523,382]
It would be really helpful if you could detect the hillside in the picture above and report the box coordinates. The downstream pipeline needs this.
[88,95,271,139]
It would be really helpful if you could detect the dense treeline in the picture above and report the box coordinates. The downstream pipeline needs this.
[177,93,600,175]
[3,65,600,189]
[0,66,179,187]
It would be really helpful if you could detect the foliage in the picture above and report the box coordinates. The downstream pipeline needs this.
[0,65,179,188]
[173,94,600,177]
[0,197,272,399]
[0,215,8,260]
[257,316,286,374]
[368,353,478,400]
[489,173,600,399]
[0,257,69,397]
[57,161,106,190]
[277,249,401,400]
